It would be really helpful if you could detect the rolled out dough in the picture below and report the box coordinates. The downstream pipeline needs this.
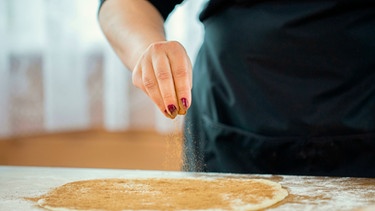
[35,177,288,211]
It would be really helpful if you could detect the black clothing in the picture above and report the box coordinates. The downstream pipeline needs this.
[185,1,375,177]
[144,0,239,21]
[99,0,375,177]
[99,0,375,21]
[146,0,183,20]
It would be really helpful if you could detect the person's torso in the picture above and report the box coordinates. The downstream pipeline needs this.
[196,0,375,136]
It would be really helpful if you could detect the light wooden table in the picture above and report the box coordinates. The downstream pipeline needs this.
[0,166,374,211]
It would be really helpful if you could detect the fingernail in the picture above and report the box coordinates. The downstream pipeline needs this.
[181,98,189,109]
[167,104,177,116]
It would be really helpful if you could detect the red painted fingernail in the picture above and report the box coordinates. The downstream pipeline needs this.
[167,104,177,116]
[181,98,188,109]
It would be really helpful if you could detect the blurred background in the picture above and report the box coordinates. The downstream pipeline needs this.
[0,0,206,171]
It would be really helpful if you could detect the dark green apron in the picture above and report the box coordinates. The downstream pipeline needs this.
[183,0,375,177]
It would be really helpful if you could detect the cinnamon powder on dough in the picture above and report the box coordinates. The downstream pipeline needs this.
[30,177,288,211]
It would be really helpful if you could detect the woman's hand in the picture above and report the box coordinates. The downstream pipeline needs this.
[99,0,190,119]
[132,41,192,119]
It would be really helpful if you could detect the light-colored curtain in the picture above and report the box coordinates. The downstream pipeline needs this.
[0,0,206,138]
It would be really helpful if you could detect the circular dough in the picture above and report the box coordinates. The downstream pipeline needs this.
[36,177,288,211]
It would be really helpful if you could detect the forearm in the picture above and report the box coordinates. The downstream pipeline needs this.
[98,0,166,70]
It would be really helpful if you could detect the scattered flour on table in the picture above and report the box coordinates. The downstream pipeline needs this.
[272,176,375,211]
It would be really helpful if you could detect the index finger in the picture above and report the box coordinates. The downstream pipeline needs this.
[167,41,192,115]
